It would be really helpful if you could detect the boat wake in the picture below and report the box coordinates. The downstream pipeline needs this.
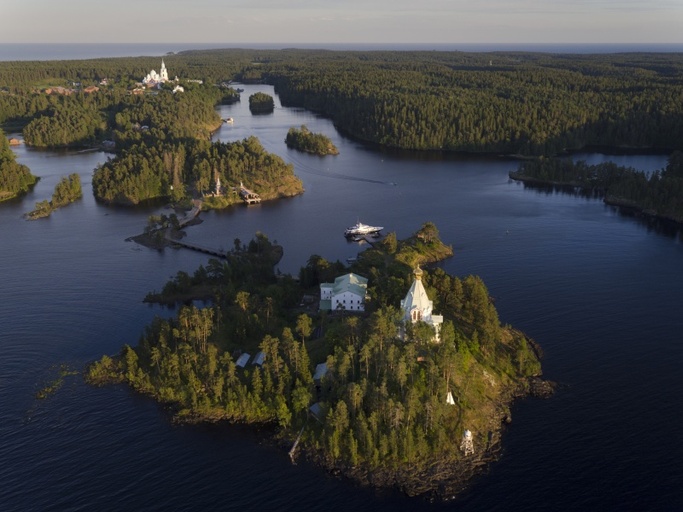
[289,157,396,186]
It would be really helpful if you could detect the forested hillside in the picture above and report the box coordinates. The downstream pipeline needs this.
[263,52,683,155]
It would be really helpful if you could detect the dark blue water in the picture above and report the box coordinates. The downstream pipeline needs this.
[2,43,683,61]
[1,84,682,511]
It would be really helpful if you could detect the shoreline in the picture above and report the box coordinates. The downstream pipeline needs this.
[297,375,553,501]
[509,171,683,228]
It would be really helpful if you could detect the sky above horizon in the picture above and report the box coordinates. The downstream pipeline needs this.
[4,0,683,45]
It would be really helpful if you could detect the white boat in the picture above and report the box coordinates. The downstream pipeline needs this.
[344,221,383,237]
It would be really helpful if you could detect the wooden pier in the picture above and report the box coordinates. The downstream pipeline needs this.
[239,183,261,204]
[177,200,202,227]
[167,237,228,259]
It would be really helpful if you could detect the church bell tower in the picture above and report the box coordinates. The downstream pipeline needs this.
[160,60,169,82]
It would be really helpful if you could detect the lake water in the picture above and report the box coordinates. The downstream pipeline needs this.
[3,43,683,61]
[1,84,682,511]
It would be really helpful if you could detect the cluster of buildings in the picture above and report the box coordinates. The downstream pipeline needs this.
[142,59,169,85]
[319,266,443,342]
[233,265,444,375]
[233,264,470,442]
[138,60,184,93]
[40,60,185,97]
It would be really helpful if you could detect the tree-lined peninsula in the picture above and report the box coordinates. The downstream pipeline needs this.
[87,224,548,499]
[510,152,683,225]
[0,130,38,202]
[27,173,82,219]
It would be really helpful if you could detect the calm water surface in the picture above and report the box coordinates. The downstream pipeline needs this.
[1,85,682,511]
[3,43,683,61]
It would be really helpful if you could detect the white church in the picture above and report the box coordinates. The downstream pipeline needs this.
[142,60,169,86]
[400,266,443,342]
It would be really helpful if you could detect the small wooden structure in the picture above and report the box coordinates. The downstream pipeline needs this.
[239,182,261,204]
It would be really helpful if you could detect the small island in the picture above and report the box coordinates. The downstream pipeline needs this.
[1,131,38,202]
[92,135,303,208]
[27,173,82,219]
[248,92,275,114]
[285,125,339,156]
[86,223,549,500]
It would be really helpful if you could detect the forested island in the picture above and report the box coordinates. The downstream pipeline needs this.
[27,173,82,219]
[86,224,549,499]
[285,125,339,156]
[0,130,38,202]
[249,92,275,114]
[510,152,683,225]
[92,135,302,207]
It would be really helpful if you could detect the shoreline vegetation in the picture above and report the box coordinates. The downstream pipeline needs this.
[285,125,339,156]
[1,129,38,202]
[36,364,79,399]
[26,173,82,220]
[86,224,552,500]
[509,153,683,226]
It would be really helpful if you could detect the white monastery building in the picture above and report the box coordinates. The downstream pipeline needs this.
[142,60,169,85]
[320,273,368,312]
[401,266,443,342]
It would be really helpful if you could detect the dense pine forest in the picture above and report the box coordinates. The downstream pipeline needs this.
[87,225,544,497]
[0,129,37,201]
[260,51,683,155]
[3,49,683,156]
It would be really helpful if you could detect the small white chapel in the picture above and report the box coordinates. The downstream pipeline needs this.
[400,266,443,342]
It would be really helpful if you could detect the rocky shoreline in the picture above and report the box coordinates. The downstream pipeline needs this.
[289,374,554,501]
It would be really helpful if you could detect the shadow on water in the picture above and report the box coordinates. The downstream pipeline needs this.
[516,179,683,240]
[609,204,683,241]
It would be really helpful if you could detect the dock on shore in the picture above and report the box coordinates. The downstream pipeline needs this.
[238,183,261,204]
[167,237,228,259]
[178,200,203,227]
